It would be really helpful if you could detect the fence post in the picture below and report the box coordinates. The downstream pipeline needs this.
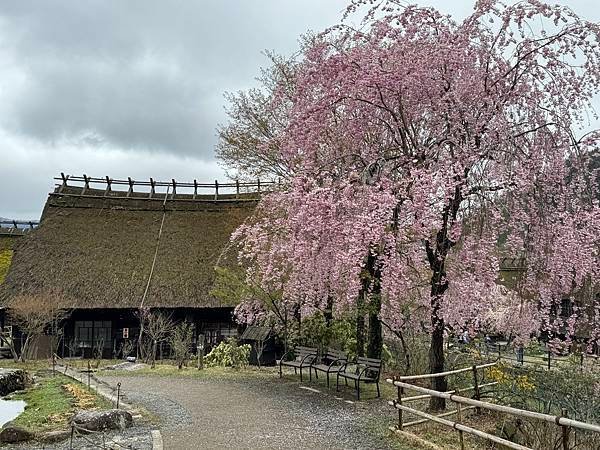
[548,350,551,370]
[395,377,404,430]
[456,389,465,450]
[116,382,121,409]
[472,365,481,413]
[561,408,570,450]
[197,344,204,370]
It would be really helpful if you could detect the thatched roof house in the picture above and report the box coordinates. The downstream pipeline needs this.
[0,175,271,357]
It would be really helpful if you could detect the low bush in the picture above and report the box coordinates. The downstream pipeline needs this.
[204,338,250,368]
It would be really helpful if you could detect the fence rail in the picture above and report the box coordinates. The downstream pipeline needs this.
[53,173,281,201]
[387,363,600,450]
[0,220,39,234]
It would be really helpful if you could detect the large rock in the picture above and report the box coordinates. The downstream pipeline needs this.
[0,425,33,443]
[0,369,30,396]
[72,409,133,432]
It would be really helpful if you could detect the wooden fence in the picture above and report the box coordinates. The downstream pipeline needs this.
[53,173,280,201]
[0,220,39,235]
[386,363,600,450]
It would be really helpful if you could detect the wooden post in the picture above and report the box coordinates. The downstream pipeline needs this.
[456,389,465,450]
[472,365,481,413]
[236,180,240,199]
[59,172,69,193]
[197,334,205,370]
[127,177,134,197]
[149,178,155,198]
[171,179,177,198]
[104,176,112,196]
[214,180,219,201]
[193,180,198,199]
[547,350,551,370]
[561,408,570,450]
[396,378,404,430]
[87,360,91,390]
[257,178,261,193]
[82,174,90,195]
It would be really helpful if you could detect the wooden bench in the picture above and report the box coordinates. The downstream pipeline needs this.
[311,348,348,388]
[336,356,382,400]
[278,346,318,382]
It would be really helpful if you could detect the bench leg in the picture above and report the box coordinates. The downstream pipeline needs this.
[326,372,329,388]
[376,381,380,398]
[300,367,303,382]
[336,374,340,392]
[279,363,282,378]
[313,367,318,380]
[309,366,312,381]
[356,380,360,400]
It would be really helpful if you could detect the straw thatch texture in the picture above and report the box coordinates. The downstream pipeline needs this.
[0,189,255,309]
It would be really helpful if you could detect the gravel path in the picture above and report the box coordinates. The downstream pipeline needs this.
[100,371,395,450]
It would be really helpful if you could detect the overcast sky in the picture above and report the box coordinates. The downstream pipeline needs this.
[0,1,598,220]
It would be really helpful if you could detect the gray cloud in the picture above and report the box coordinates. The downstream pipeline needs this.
[0,0,347,157]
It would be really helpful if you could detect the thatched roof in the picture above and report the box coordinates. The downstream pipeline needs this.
[0,179,258,309]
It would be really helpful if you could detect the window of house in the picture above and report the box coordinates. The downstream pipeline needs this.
[74,320,112,349]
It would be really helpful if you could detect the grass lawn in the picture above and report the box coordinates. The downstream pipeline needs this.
[98,362,279,380]
[7,371,112,433]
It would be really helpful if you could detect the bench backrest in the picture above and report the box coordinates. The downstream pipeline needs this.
[295,346,318,358]
[324,348,347,362]
[357,356,382,378]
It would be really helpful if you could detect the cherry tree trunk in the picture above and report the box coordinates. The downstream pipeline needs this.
[366,250,383,359]
[367,294,382,359]
[356,298,365,358]
[428,310,447,411]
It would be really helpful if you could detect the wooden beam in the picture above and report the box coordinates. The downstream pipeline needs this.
[81,174,90,195]
[104,176,112,196]
[149,178,155,198]
[58,172,69,194]
[127,177,134,197]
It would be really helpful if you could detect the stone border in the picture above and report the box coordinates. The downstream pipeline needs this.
[151,430,163,450]
[55,364,133,410]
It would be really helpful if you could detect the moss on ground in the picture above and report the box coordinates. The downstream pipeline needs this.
[0,249,13,284]
[8,372,112,433]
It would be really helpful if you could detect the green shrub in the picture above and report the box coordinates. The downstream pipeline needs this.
[298,312,357,357]
[204,338,250,368]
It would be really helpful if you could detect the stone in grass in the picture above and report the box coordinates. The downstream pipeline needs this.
[0,369,31,396]
[72,409,133,432]
[0,425,34,443]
